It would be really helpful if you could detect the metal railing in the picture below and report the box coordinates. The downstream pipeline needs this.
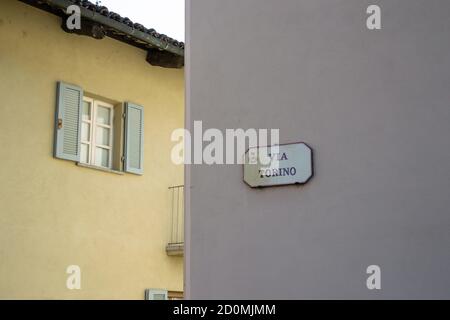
[168,185,184,247]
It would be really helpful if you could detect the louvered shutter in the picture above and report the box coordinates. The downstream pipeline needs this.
[124,102,144,175]
[54,82,83,162]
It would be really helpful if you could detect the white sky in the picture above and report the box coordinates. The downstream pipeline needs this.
[99,0,185,41]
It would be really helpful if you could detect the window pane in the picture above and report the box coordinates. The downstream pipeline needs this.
[95,147,109,167]
[96,126,110,146]
[96,106,111,125]
[82,101,91,121]
[81,122,90,142]
[80,143,89,164]
[153,294,166,300]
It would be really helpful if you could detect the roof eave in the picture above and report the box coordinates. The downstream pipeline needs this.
[19,0,185,61]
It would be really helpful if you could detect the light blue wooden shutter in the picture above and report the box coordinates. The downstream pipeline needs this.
[124,102,144,175]
[54,82,83,161]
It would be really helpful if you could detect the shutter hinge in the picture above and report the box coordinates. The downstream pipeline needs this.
[122,112,126,119]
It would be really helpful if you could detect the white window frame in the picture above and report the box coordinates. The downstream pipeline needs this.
[145,289,168,300]
[81,97,114,169]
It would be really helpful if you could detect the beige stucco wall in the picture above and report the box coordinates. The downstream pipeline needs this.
[0,0,184,299]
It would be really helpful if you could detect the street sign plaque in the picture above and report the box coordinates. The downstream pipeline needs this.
[244,142,313,188]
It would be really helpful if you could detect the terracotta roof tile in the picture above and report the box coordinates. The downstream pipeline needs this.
[71,0,184,49]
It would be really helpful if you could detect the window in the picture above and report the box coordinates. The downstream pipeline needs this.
[54,81,144,175]
[144,289,184,300]
[145,289,168,300]
[80,97,114,169]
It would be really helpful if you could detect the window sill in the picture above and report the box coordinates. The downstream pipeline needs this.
[76,162,124,175]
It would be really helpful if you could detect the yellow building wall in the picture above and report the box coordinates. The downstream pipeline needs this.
[0,0,184,299]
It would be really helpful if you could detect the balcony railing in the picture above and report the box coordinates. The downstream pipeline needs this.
[166,185,184,256]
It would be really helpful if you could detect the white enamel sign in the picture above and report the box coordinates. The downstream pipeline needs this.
[244,142,313,188]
